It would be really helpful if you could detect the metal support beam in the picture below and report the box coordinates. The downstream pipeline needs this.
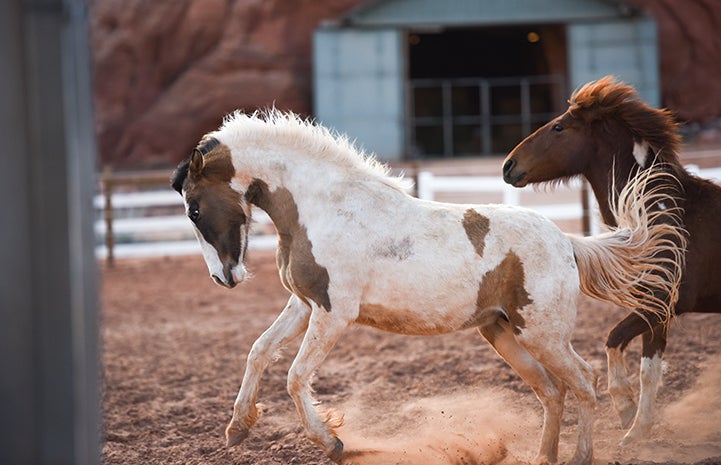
[0,0,100,464]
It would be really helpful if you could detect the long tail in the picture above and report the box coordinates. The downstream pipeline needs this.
[567,166,687,326]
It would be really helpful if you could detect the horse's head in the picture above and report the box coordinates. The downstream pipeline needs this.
[171,136,251,289]
[502,108,593,188]
[503,76,681,188]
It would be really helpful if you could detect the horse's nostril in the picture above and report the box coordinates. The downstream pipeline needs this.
[503,158,516,176]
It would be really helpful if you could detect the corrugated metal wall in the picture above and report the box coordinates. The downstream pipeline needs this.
[314,27,406,160]
[313,1,659,160]
[568,17,660,106]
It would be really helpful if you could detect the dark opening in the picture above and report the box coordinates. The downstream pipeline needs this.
[408,25,567,158]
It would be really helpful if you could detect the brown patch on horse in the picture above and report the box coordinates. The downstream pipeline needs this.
[357,303,454,335]
[569,76,681,163]
[467,251,533,336]
[247,178,332,312]
[181,141,247,266]
[463,209,490,258]
[463,308,512,344]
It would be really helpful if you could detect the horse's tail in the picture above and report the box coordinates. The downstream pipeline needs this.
[566,166,687,326]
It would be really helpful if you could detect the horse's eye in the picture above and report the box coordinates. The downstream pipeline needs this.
[189,209,200,222]
[552,123,563,132]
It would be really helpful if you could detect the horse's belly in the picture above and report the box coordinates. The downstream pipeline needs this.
[356,297,477,336]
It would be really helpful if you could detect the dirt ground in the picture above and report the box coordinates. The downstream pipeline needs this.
[101,251,721,465]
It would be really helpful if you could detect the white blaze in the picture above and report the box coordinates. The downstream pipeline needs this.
[192,225,248,286]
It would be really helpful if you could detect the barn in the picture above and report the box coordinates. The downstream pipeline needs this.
[313,0,659,161]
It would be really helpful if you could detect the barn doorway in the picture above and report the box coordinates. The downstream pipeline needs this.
[407,25,567,158]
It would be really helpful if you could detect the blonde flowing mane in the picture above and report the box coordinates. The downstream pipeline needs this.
[215,109,411,192]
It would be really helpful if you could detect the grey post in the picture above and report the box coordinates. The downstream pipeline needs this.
[0,0,100,464]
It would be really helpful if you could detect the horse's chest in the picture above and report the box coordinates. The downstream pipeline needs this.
[277,239,332,312]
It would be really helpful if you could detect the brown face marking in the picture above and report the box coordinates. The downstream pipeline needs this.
[247,178,332,312]
[465,251,533,335]
[181,141,248,270]
[462,209,490,258]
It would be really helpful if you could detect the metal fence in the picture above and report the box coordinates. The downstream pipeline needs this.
[408,74,566,157]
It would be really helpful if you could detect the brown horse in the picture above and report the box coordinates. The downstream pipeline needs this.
[502,76,721,445]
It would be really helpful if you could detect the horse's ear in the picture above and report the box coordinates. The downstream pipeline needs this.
[189,148,204,174]
[170,159,190,194]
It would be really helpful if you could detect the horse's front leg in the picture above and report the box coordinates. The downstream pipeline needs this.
[605,312,654,430]
[620,326,666,445]
[287,302,353,463]
[226,295,311,447]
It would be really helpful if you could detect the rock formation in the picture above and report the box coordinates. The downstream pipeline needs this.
[91,0,721,168]
[91,0,364,168]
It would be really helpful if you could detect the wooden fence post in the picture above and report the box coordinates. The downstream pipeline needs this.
[581,180,591,236]
[102,166,115,266]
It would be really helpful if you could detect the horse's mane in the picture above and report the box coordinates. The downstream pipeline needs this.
[569,76,682,166]
[215,109,411,192]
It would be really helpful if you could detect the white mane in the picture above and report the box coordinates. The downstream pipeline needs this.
[215,109,411,192]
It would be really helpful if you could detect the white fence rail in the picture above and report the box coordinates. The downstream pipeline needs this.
[96,165,721,261]
[94,188,275,261]
[416,171,600,232]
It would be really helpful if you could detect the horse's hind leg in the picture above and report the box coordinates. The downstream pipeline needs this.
[620,325,667,445]
[226,295,311,447]
[605,312,658,430]
[479,318,567,465]
[531,341,597,465]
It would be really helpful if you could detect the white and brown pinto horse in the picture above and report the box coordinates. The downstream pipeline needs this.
[503,77,718,445]
[171,110,684,465]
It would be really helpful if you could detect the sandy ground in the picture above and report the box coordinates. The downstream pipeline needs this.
[101,251,721,465]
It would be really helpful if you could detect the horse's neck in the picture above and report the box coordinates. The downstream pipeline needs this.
[585,149,685,227]
[242,152,370,236]
[584,158,630,226]
[584,152,638,227]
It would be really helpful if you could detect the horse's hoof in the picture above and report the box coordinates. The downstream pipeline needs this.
[327,437,344,463]
[225,421,250,448]
[619,425,650,447]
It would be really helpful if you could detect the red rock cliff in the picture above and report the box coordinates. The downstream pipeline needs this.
[91,0,364,168]
[91,0,721,168]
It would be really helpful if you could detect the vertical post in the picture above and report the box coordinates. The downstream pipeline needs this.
[520,78,531,137]
[0,0,100,464]
[480,80,491,155]
[103,166,115,266]
[441,80,453,157]
[416,171,434,200]
[581,180,591,236]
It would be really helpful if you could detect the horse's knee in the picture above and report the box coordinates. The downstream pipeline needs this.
[286,367,309,399]
[606,329,630,350]
[247,340,273,371]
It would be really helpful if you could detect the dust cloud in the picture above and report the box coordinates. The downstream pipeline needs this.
[337,388,540,465]
[595,357,721,464]
[336,359,721,465]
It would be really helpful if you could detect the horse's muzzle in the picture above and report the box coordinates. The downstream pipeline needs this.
[502,158,527,187]
[213,273,237,289]
[212,262,244,289]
